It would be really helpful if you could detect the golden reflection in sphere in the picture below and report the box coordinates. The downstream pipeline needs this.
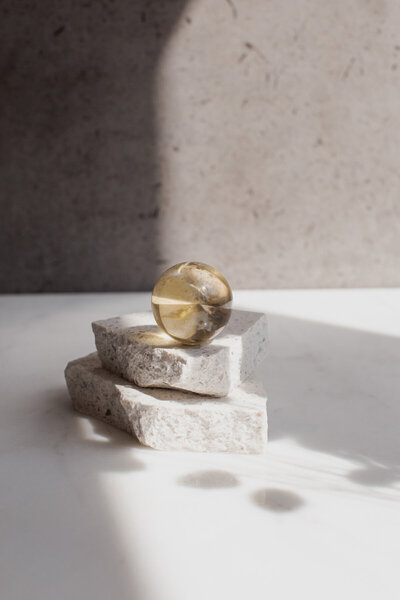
[151,262,232,345]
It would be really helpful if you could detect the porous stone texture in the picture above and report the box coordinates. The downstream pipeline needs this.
[92,309,268,397]
[65,353,268,454]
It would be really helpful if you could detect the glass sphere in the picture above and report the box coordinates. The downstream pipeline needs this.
[152,262,232,345]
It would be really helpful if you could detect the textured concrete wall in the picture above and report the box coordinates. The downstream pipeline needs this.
[0,0,186,292]
[1,0,400,292]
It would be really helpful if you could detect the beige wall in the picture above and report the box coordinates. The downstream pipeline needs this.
[157,0,400,288]
[1,0,399,291]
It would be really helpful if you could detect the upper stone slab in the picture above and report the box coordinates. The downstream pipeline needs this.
[92,309,268,397]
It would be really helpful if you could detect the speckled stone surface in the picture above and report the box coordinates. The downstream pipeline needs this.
[65,353,268,454]
[92,309,268,397]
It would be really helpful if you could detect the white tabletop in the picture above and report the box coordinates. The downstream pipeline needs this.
[1,289,399,600]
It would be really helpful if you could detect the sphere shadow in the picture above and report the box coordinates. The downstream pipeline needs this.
[177,470,240,489]
[252,489,304,512]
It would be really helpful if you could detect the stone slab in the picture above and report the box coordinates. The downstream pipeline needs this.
[92,309,268,397]
[65,353,268,454]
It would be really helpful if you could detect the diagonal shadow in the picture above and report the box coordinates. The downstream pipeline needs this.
[259,313,400,488]
[0,3,190,599]
[0,387,154,600]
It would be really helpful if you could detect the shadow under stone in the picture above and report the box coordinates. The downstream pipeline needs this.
[259,313,400,489]
[178,470,240,489]
[252,488,304,512]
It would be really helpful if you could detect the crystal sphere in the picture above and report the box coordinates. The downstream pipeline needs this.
[152,262,232,345]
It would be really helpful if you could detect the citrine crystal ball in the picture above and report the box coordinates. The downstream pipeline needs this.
[151,261,232,345]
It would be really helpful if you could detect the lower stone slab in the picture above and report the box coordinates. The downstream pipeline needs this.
[65,353,268,454]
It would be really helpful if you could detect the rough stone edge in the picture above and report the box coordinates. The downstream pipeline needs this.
[65,353,268,454]
[92,310,268,397]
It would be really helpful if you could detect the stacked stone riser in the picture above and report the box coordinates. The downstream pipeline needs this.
[65,310,268,454]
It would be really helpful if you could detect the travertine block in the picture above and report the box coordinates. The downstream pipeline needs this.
[65,353,268,454]
[92,309,267,397]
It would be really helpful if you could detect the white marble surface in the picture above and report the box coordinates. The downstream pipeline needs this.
[1,290,399,600]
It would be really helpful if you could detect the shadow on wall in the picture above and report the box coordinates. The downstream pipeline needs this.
[0,0,187,292]
[260,313,400,489]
